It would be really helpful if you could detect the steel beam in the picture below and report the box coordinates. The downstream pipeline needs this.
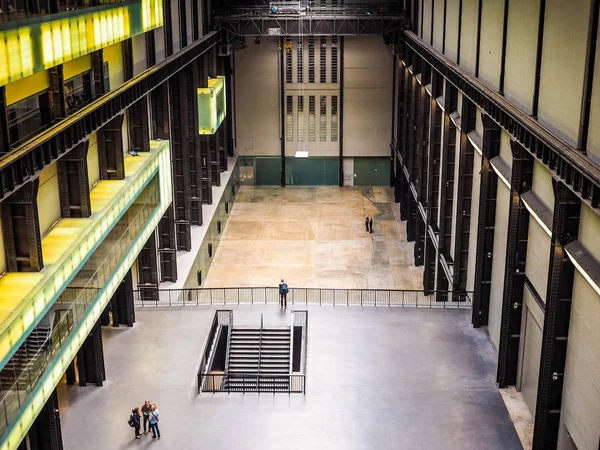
[157,205,178,282]
[136,231,160,302]
[471,114,500,327]
[497,140,533,387]
[533,181,581,450]
[403,31,600,216]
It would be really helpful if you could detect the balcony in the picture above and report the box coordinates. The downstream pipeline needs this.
[0,139,171,449]
[0,0,163,86]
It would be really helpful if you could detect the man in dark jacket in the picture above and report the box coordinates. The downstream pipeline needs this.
[279,279,288,308]
[365,216,370,232]
[369,217,373,234]
[130,407,141,439]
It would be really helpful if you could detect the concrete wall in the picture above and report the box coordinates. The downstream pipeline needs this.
[519,287,544,417]
[132,34,147,77]
[466,150,481,292]
[343,37,393,157]
[458,0,479,74]
[477,0,504,90]
[104,42,124,92]
[234,39,280,156]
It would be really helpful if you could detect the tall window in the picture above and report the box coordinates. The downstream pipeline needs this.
[64,71,93,114]
[319,95,327,142]
[331,37,338,83]
[297,39,304,83]
[308,37,315,83]
[320,37,327,83]
[8,94,44,146]
[298,96,304,142]
[309,96,316,142]
[286,96,293,141]
[331,96,338,142]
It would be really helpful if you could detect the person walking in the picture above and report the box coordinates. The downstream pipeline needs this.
[129,407,141,439]
[365,216,370,232]
[279,279,289,308]
[369,217,374,234]
[149,404,161,439]
[141,400,151,434]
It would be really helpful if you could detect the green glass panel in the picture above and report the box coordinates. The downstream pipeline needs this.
[353,157,391,186]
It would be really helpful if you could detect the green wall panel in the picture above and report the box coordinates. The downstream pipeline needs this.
[353,157,390,185]
[254,157,281,186]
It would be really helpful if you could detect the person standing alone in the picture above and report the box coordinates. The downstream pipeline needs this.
[369,217,374,234]
[279,279,289,308]
[365,216,370,232]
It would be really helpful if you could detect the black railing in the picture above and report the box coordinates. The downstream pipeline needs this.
[196,310,232,394]
[198,373,306,394]
[134,288,472,308]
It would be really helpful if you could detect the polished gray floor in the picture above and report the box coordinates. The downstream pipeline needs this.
[58,306,523,450]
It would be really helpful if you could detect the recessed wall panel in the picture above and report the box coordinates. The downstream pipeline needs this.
[432,0,445,52]
[87,133,100,188]
[525,217,551,301]
[537,0,591,145]
[37,162,61,237]
[466,151,481,292]
[532,160,554,211]
[459,0,479,74]
[488,181,510,350]
[584,28,600,165]
[562,272,600,450]
[520,291,543,416]
[444,0,461,61]
[422,0,433,45]
[503,0,539,114]
[478,0,504,90]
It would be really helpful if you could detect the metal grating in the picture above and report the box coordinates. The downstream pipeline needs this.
[308,37,315,83]
[331,95,338,142]
[331,37,338,83]
[320,37,327,83]
[298,96,304,142]
[320,95,327,141]
[309,96,316,141]
[286,96,293,141]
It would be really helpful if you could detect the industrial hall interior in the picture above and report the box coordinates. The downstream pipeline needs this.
[0,0,599,448]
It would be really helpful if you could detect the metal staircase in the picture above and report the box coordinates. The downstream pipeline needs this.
[226,327,291,392]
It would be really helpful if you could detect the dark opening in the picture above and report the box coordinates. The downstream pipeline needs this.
[211,327,228,372]
[292,326,302,372]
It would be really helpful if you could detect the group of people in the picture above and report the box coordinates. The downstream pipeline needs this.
[365,216,374,234]
[129,401,161,440]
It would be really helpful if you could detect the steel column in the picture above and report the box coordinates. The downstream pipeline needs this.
[97,115,125,180]
[136,231,160,302]
[157,205,178,282]
[339,36,345,187]
[128,97,151,153]
[279,36,286,187]
[471,114,500,327]
[497,140,533,387]
[57,142,91,218]
[533,181,581,450]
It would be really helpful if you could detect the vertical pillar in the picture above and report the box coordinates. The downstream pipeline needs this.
[1,179,43,272]
[78,319,106,386]
[207,47,221,186]
[27,389,63,450]
[116,269,135,327]
[199,53,216,202]
[533,181,580,450]
[0,86,10,155]
[471,114,500,327]
[497,140,533,387]
[123,38,134,82]
[57,142,91,218]
[129,97,151,153]
[137,231,160,302]
[48,65,66,121]
[98,115,125,180]
[169,71,192,251]
[338,36,345,187]
[279,36,286,187]
[157,205,178,282]
[189,61,204,226]
[224,54,235,157]
[452,97,476,299]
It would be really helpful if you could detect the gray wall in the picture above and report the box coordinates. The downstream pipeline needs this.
[235,39,281,156]
[343,36,393,157]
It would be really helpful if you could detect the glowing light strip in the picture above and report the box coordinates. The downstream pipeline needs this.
[0,142,172,450]
[0,0,163,86]
[521,196,553,237]
[565,245,600,298]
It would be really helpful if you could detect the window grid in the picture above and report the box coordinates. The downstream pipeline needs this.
[286,96,293,141]
[331,37,338,83]
[285,40,292,83]
[298,95,304,142]
[319,95,327,142]
[308,37,315,83]
[309,96,316,142]
[297,39,304,83]
[331,96,338,142]
[320,37,327,83]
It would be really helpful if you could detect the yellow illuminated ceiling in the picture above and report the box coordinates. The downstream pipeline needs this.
[0,0,163,87]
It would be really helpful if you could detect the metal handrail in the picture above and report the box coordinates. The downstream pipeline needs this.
[198,373,306,394]
[196,309,233,394]
[135,288,472,308]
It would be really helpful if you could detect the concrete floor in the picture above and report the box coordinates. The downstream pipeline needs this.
[204,186,424,290]
[58,306,523,450]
